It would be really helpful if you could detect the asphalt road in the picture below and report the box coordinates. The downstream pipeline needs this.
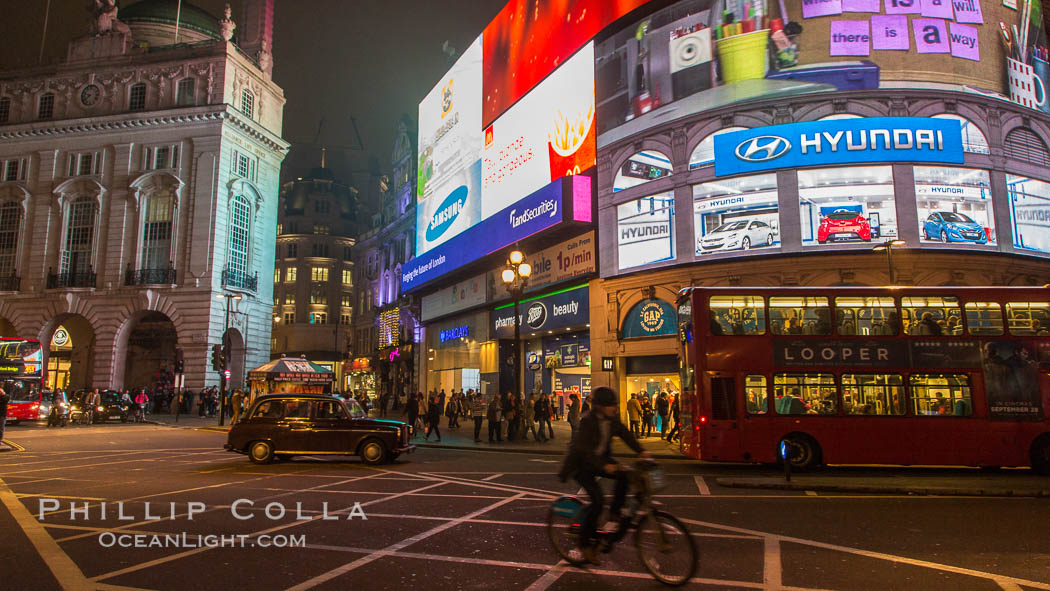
[1,421,1049,591]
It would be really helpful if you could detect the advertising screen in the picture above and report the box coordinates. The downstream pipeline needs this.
[798,165,897,247]
[482,0,647,126]
[693,174,780,255]
[1007,174,1050,254]
[618,192,676,269]
[914,166,995,246]
[594,0,1044,144]
[483,43,596,217]
[417,37,483,255]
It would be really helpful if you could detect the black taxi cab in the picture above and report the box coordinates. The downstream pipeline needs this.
[224,393,413,465]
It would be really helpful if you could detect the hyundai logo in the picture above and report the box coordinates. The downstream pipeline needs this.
[735,135,791,162]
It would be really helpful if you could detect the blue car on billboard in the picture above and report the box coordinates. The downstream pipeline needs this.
[922,212,987,244]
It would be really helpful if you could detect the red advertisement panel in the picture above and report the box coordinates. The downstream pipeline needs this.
[482,0,648,126]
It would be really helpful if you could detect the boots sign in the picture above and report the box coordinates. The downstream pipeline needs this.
[492,285,589,338]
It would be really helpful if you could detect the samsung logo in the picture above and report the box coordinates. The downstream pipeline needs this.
[735,135,791,162]
[426,185,469,242]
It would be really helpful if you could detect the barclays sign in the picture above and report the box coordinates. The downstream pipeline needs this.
[714,117,964,177]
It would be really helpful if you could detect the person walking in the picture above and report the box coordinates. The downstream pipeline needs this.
[230,389,244,424]
[666,394,681,443]
[626,393,642,439]
[641,395,654,438]
[534,393,552,442]
[424,392,442,442]
[541,393,555,440]
[567,392,581,439]
[86,388,101,424]
[405,393,419,438]
[446,394,458,429]
[487,394,502,442]
[523,394,538,441]
[0,383,9,449]
[471,392,486,442]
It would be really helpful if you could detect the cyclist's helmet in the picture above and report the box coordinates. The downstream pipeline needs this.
[591,386,618,407]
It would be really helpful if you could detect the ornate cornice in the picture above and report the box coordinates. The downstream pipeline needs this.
[0,106,289,155]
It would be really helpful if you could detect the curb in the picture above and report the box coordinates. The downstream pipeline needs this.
[412,441,685,460]
[145,420,228,433]
[1,439,25,452]
[714,478,1050,498]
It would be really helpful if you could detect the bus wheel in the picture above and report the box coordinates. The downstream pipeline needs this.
[1031,435,1050,476]
[779,434,820,470]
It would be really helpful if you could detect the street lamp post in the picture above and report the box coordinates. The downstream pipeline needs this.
[501,250,531,398]
[872,240,906,284]
[216,292,242,426]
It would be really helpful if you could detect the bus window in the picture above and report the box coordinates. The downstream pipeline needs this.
[745,375,767,414]
[1005,302,1050,336]
[769,297,831,335]
[834,296,897,336]
[910,374,972,416]
[842,374,905,415]
[965,302,1004,336]
[773,373,836,415]
[709,295,766,335]
[901,296,961,336]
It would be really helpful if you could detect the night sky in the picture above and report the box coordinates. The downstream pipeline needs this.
[1,0,507,186]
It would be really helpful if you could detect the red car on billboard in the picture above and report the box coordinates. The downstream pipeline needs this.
[817,209,872,243]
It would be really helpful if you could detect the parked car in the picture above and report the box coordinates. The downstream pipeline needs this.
[225,393,414,465]
[922,211,988,243]
[817,210,872,243]
[697,219,776,252]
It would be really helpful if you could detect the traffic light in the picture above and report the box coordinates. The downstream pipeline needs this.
[174,348,184,373]
[211,344,225,372]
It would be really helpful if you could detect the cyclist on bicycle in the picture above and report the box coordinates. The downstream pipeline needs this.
[558,386,647,564]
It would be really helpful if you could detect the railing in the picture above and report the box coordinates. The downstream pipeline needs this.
[47,268,96,289]
[222,267,258,292]
[125,264,176,286]
[0,273,19,291]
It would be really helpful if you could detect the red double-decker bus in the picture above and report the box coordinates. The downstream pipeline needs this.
[675,286,1050,474]
[1,337,45,425]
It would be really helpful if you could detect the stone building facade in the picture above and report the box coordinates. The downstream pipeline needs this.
[0,0,286,391]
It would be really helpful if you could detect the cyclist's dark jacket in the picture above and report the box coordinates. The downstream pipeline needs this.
[558,410,643,482]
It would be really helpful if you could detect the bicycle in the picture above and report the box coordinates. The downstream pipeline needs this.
[546,460,698,586]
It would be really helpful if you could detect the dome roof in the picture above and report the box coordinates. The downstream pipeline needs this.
[119,0,222,40]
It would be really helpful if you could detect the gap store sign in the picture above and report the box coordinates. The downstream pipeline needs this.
[714,117,964,177]
[402,175,592,293]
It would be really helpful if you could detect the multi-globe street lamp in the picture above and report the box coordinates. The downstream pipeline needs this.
[501,250,531,398]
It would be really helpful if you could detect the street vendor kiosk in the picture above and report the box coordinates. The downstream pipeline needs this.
[247,357,334,404]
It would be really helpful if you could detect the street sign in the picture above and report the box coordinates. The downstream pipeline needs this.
[224,370,231,379]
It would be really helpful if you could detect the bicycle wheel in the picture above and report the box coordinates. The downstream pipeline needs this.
[634,510,698,586]
[546,496,587,566]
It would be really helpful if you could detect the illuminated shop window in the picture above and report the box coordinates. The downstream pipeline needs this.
[693,174,779,256]
[613,150,672,192]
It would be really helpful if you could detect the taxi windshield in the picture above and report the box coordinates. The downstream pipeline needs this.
[344,398,366,419]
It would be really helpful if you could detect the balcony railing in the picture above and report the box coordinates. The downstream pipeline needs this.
[47,268,96,289]
[222,267,258,292]
[125,264,176,286]
[0,273,19,291]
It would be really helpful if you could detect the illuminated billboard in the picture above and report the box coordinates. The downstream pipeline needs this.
[595,0,1046,142]
[482,43,596,216]
[482,0,647,127]
[416,37,483,255]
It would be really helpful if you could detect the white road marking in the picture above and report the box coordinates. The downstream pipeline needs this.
[694,475,711,495]
[482,473,504,481]
[764,536,782,590]
[285,493,527,591]
[0,476,92,590]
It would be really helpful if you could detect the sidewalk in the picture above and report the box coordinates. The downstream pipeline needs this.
[146,412,686,458]
[716,473,1050,498]
[406,416,686,459]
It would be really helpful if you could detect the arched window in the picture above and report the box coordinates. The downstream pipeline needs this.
[1004,127,1050,167]
[176,78,195,107]
[62,196,96,275]
[0,201,21,276]
[932,114,990,155]
[689,127,747,169]
[614,150,673,192]
[817,114,862,121]
[0,97,10,124]
[228,194,252,280]
[141,191,174,270]
[128,83,146,111]
[240,88,254,119]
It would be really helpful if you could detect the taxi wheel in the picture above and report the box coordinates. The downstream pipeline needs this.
[359,438,388,465]
[249,440,275,464]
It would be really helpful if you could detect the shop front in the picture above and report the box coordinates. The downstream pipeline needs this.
[493,284,591,410]
[345,357,375,398]
[425,310,494,395]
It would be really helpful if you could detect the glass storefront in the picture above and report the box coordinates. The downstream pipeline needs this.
[426,310,494,395]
